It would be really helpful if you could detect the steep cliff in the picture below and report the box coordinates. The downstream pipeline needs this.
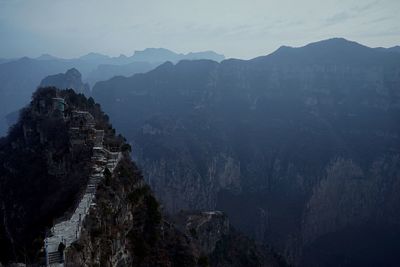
[92,38,400,265]
[0,87,284,266]
[0,87,122,264]
[65,158,199,267]
[65,159,286,267]
[171,211,286,267]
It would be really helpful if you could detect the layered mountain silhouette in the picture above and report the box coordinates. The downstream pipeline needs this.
[0,49,224,136]
[78,48,224,65]
[127,48,225,63]
[374,45,400,53]
[92,38,400,266]
[40,68,90,95]
[84,49,224,85]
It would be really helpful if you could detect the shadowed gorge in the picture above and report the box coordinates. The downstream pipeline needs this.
[92,38,400,266]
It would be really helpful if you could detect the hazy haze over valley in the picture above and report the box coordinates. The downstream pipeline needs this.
[0,0,400,267]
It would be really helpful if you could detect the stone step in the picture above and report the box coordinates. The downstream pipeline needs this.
[45,147,121,266]
[48,251,63,264]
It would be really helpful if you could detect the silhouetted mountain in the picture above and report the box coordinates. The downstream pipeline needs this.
[0,49,225,136]
[84,49,224,86]
[40,68,90,95]
[76,52,132,66]
[131,48,180,62]
[79,52,111,62]
[85,61,158,87]
[77,49,225,65]
[93,38,400,266]
[375,45,400,54]
[129,48,225,63]
[253,38,396,66]
[35,54,61,61]
[185,51,226,61]
[0,57,82,136]
[389,45,400,53]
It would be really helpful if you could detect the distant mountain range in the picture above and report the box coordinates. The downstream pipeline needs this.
[32,48,225,65]
[92,38,400,266]
[0,48,225,136]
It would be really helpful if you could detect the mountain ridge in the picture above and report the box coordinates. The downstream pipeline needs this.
[251,37,399,66]
[0,48,226,136]
[39,68,90,95]
[92,37,400,266]
[0,87,285,266]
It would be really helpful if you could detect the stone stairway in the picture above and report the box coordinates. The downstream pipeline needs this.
[44,143,122,267]
[47,251,63,265]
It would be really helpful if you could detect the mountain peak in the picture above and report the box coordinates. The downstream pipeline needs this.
[65,67,81,77]
[254,37,389,65]
[79,52,110,61]
[304,37,368,50]
[40,68,90,95]
[375,45,400,54]
[36,54,59,60]
[130,48,179,62]
[129,48,225,63]
[270,38,367,55]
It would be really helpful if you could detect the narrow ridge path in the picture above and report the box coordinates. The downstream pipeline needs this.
[44,115,122,267]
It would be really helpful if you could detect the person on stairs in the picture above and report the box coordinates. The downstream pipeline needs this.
[58,242,66,263]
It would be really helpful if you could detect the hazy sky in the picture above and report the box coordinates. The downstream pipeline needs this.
[0,0,399,59]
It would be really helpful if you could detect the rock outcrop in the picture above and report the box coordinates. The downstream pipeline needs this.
[171,211,287,267]
[40,68,91,95]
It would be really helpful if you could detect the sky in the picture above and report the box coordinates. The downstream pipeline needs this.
[0,0,399,59]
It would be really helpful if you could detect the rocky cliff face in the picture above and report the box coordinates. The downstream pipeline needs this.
[172,211,230,255]
[65,159,286,267]
[65,158,199,267]
[171,210,286,267]
[299,157,400,265]
[0,87,141,264]
[0,87,104,263]
[92,38,400,265]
